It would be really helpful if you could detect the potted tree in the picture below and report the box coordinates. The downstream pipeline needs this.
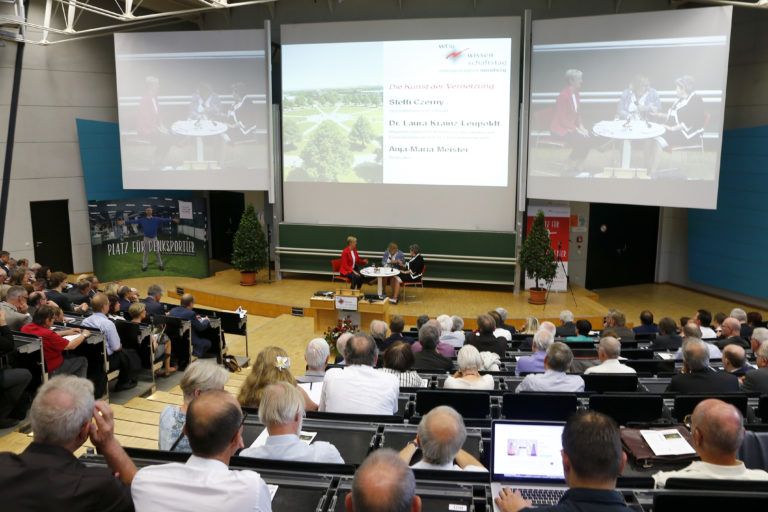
[231,204,268,286]
[518,210,557,305]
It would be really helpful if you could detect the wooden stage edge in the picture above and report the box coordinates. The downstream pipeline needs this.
[166,270,607,330]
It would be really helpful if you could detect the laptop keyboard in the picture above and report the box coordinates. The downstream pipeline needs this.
[518,488,566,506]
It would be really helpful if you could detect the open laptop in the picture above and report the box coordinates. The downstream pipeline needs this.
[490,420,567,510]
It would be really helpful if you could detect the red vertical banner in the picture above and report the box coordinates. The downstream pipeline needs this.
[525,205,570,291]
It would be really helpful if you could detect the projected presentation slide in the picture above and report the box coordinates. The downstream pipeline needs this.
[282,39,511,187]
[114,30,271,191]
[527,7,732,209]
[492,423,564,480]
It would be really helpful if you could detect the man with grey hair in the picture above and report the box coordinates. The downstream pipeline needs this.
[515,329,554,375]
[0,376,136,509]
[334,332,353,365]
[413,319,455,358]
[749,327,768,356]
[495,307,517,335]
[667,338,739,393]
[370,319,389,351]
[0,284,31,331]
[142,283,165,316]
[466,313,506,358]
[674,322,722,361]
[556,310,577,337]
[715,317,750,350]
[412,323,454,371]
[741,338,768,393]
[297,338,330,383]
[320,333,399,415]
[730,307,753,339]
[399,405,486,471]
[516,342,584,392]
[346,449,421,512]
[603,310,635,341]
[584,337,635,374]
[438,314,465,349]
[721,344,754,378]
[241,382,343,463]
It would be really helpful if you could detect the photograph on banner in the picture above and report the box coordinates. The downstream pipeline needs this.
[525,205,570,291]
[88,197,209,282]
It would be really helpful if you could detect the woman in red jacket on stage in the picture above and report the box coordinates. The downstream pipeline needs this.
[340,236,368,289]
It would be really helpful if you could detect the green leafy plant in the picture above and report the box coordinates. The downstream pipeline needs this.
[519,210,557,290]
[231,204,268,273]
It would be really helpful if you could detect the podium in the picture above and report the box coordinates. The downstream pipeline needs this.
[310,289,390,334]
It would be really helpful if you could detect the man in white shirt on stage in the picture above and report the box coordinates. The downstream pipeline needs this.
[131,390,272,511]
[240,382,343,464]
[319,333,399,415]
[584,337,636,374]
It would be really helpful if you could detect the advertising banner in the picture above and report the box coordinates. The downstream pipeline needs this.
[525,204,570,292]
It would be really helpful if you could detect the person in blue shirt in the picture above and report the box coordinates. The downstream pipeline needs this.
[632,310,660,335]
[118,207,179,272]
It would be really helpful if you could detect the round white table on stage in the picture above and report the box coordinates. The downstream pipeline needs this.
[360,266,400,296]
[171,119,228,162]
[592,119,666,169]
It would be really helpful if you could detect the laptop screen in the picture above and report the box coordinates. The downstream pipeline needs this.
[491,421,565,482]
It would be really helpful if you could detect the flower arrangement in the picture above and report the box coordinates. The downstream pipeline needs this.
[324,315,358,355]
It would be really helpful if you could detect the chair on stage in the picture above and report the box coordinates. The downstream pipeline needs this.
[400,265,425,304]
[331,258,349,287]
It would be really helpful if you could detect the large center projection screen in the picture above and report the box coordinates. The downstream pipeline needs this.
[281,18,520,231]
[527,7,731,209]
[114,30,272,191]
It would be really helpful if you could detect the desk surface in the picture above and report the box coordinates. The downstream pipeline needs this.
[593,119,665,140]
[171,119,227,136]
[361,266,399,277]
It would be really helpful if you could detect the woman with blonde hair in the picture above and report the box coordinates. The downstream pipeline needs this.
[238,346,318,411]
[519,316,540,351]
[444,345,494,390]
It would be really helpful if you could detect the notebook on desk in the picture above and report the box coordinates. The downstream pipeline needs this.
[490,420,567,510]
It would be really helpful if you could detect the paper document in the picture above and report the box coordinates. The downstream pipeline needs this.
[63,334,80,342]
[250,429,318,448]
[640,429,695,456]
[298,381,323,405]
[656,353,675,360]
[267,484,278,501]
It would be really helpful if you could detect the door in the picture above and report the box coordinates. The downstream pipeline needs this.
[209,191,245,263]
[30,200,74,273]
[585,203,658,289]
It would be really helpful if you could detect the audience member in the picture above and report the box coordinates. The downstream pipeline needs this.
[713,312,727,336]
[438,314,465,349]
[320,333,399,415]
[412,324,454,371]
[241,382,344,463]
[142,284,165,316]
[653,399,768,487]
[132,390,272,511]
[730,308,752,339]
[715,317,750,350]
[721,344,753,378]
[465,314,505,358]
[116,286,136,312]
[495,412,631,512]
[85,275,100,298]
[0,285,30,331]
[412,320,456,358]
[416,315,430,330]
[379,341,427,388]
[694,309,717,339]
[297,337,330,383]
[741,340,768,393]
[0,376,136,510]
[346,449,421,512]
[495,307,517,334]
[517,316,540,351]
[238,346,317,410]
[749,327,768,355]
[490,310,512,341]
[159,361,229,452]
[0,309,31,427]
[22,305,89,378]
[370,319,389,351]
[515,329,553,375]
[555,310,577,337]
[400,405,486,471]
[516,342,584,393]
[747,311,763,329]
[584,337,636,374]
[383,314,406,347]
[444,345,494,390]
[565,319,593,342]
[651,317,682,351]
[334,332,353,365]
[128,302,175,377]
[666,338,739,393]
[45,272,87,313]
[632,310,659,335]
[603,310,635,341]
[674,323,722,360]
[67,279,91,307]
[168,294,212,356]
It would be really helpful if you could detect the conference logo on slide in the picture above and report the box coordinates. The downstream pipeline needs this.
[445,48,469,60]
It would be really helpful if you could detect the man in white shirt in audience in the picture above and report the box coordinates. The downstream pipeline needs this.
[346,449,421,512]
[584,337,636,374]
[320,332,399,415]
[82,293,137,391]
[515,342,584,393]
[131,390,272,511]
[240,382,344,464]
[297,338,330,383]
[399,405,486,472]
[653,399,768,487]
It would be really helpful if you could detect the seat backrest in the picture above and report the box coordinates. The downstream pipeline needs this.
[673,394,749,422]
[502,392,578,421]
[415,389,491,419]
[620,348,654,360]
[582,374,638,393]
[759,395,768,423]
[738,430,768,471]
[332,258,342,273]
[624,359,675,376]
[589,394,663,425]
[665,478,768,492]
[654,493,767,512]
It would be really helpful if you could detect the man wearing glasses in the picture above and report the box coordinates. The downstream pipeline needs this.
[0,285,31,331]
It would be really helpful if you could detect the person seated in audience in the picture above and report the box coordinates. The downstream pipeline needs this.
[370,319,390,351]
[22,305,90,378]
[128,302,175,377]
[584,337,636,374]
[346,449,421,512]
[35,266,51,287]
[384,314,406,347]
[653,399,768,487]
[715,317,750,350]
[133,390,272,511]
[444,345,494,390]
[747,311,763,329]
[489,310,512,341]
[297,337,330,383]
[713,312,727,337]
[320,333,399,415]
[517,316,539,351]
[334,332,352,365]
[741,339,768,393]
[241,382,344,464]
[465,313,506,358]
[168,294,212,357]
[83,274,100,298]
[106,294,125,321]
[379,341,427,388]
[556,310,577,337]
[412,319,456,358]
[650,317,683,351]
[159,361,228,452]
[602,310,635,341]
[45,272,88,313]
[9,268,27,287]
[389,244,424,305]
[102,282,120,297]
[693,309,717,339]
[749,327,768,354]
[495,307,517,335]
[722,344,754,378]
[412,324,454,371]
[633,310,659,335]
[515,329,554,375]
[495,411,632,512]
[667,338,739,393]
[0,309,32,427]
[730,308,752,339]
[238,346,318,410]
[674,323,722,360]
[565,319,593,342]
[82,293,137,391]
[116,285,137,312]
[66,279,91,307]
[438,314,465,349]
[0,376,136,509]
[0,285,30,331]
[516,342,584,393]
[141,284,165,316]
[400,405,486,471]
[0,251,9,277]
